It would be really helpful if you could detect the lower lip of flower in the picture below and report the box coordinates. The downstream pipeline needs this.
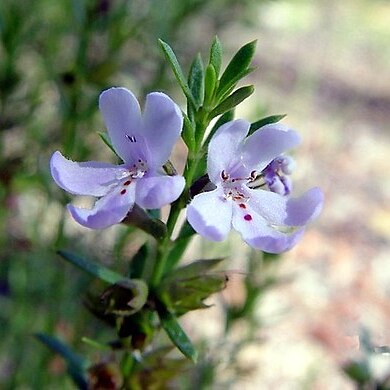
[244,214,252,221]
[220,171,256,223]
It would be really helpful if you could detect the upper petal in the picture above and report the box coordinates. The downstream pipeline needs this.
[142,92,183,169]
[99,87,144,163]
[240,124,301,172]
[187,187,233,241]
[207,119,250,183]
[50,151,125,196]
[232,202,305,253]
[67,183,136,229]
[135,174,185,209]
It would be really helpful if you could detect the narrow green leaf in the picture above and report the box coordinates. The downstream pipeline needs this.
[98,132,120,158]
[81,337,112,351]
[210,85,254,119]
[57,250,124,284]
[128,244,148,279]
[209,36,222,77]
[158,39,197,109]
[157,304,198,362]
[248,114,287,135]
[35,333,88,389]
[188,53,204,108]
[182,113,196,151]
[216,67,256,102]
[217,40,257,98]
[166,258,224,282]
[204,64,217,109]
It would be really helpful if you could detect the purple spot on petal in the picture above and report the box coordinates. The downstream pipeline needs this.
[120,189,127,195]
[244,214,252,221]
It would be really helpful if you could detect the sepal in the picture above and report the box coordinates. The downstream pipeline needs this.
[57,250,148,316]
[100,279,148,316]
[157,258,227,315]
[88,362,122,390]
[189,174,216,199]
[122,204,167,241]
[125,346,189,389]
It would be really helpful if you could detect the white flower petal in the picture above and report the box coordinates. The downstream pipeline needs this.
[232,202,305,253]
[135,174,185,209]
[142,92,183,169]
[240,124,301,172]
[187,187,232,241]
[207,119,250,183]
[67,183,136,229]
[50,151,125,196]
[99,87,144,163]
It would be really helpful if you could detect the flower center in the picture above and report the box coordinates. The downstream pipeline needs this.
[220,170,250,203]
[117,159,148,195]
[220,170,255,222]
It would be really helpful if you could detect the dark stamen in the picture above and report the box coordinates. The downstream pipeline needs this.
[221,170,229,181]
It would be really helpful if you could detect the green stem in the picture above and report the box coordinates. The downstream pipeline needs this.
[150,148,203,288]
[121,351,135,385]
[150,102,210,288]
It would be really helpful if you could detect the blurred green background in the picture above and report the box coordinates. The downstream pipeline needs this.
[1,0,390,388]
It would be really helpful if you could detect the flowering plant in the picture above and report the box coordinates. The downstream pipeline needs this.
[41,38,323,388]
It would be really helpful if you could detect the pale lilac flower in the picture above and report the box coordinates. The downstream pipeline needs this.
[50,87,185,229]
[187,119,323,253]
